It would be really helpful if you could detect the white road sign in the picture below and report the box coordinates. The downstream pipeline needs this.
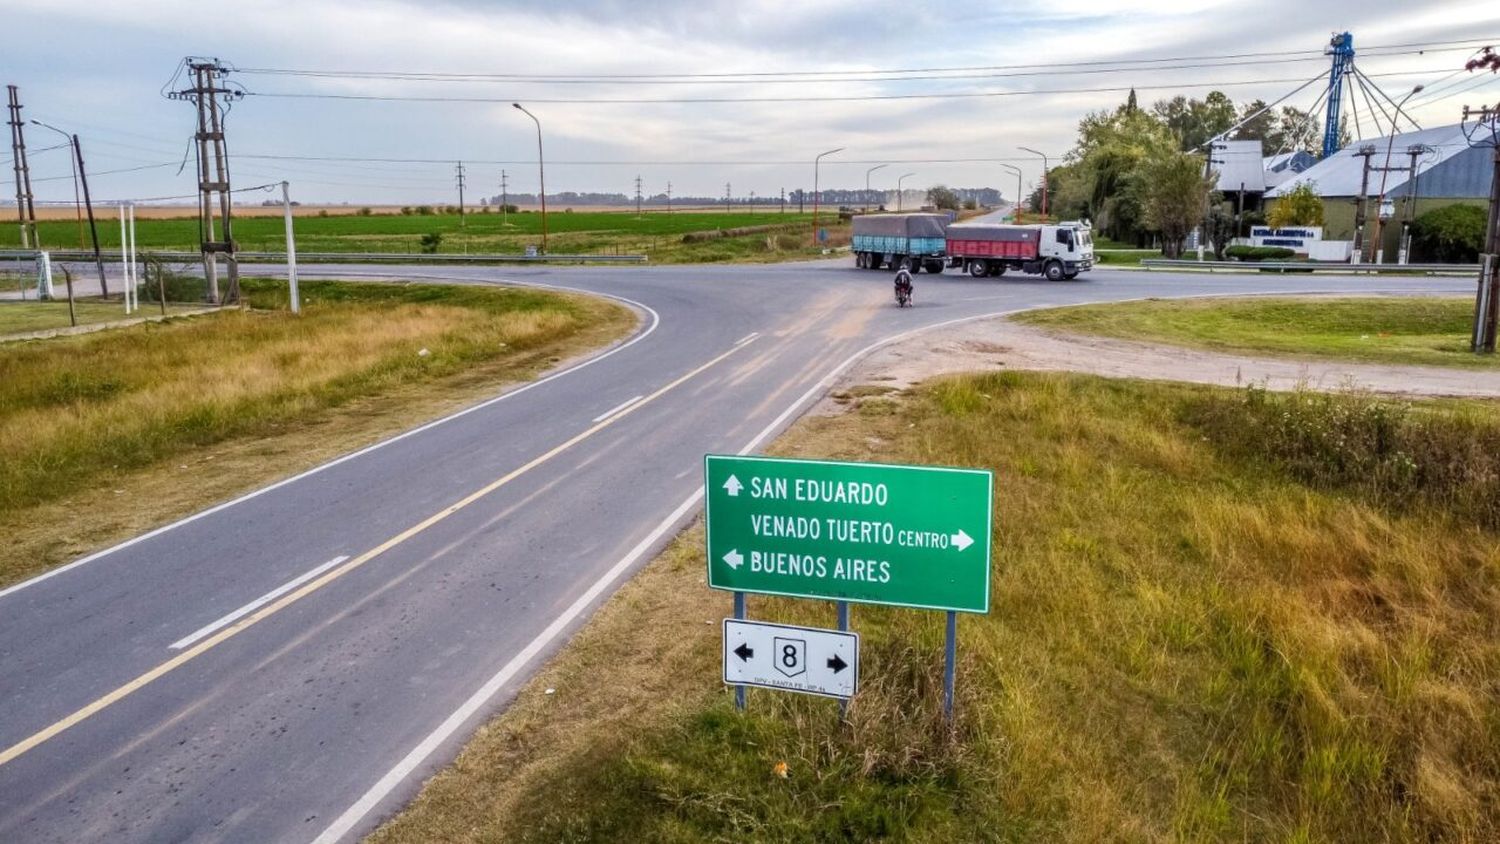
[722,618,859,700]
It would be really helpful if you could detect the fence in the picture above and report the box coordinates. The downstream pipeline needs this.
[1139,259,1481,276]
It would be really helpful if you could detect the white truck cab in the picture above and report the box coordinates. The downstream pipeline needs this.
[1040,222,1094,279]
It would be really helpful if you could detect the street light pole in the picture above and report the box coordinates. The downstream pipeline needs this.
[512,103,548,254]
[1000,164,1022,222]
[897,172,916,212]
[812,147,844,241]
[34,120,108,297]
[864,163,887,212]
[1373,85,1424,264]
[1019,146,1049,220]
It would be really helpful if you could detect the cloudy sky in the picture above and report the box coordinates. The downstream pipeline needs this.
[5,0,1499,205]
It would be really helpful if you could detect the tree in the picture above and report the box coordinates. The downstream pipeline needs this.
[1267,181,1325,228]
[1153,91,1237,151]
[927,185,960,211]
[1139,150,1214,258]
[1066,100,1176,241]
[1233,99,1276,144]
[1204,204,1236,260]
[1410,205,1487,263]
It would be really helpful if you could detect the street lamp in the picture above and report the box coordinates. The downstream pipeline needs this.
[512,103,547,254]
[812,147,844,240]
[1373,85,1424,263]
[864,164,887,211]
[896,172,916,211]
[1000,164,1022,222]
[1019,146,1049,220]
[32,119,107,297]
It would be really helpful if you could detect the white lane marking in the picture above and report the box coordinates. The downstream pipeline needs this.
[0,285,660,603]
[591,395,644,424]
[169,556,351,651]
[735,332,761,346]
[310,490,705,844]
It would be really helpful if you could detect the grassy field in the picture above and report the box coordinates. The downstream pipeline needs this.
[0,299,205,336]
[1,209,845,263]
[373,373,1499,843]
[1015,296,1494,369]
[0,278,633,587]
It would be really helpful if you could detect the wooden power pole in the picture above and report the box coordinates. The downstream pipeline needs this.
[6,85,37,250]
[168,58,243,304]
[1464,106,1500,352]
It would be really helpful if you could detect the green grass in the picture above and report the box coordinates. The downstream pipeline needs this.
[0,278,632,585]
[0,299,204,336]
[4,210,822,260]
[373,373,1500,843]
[1015,296,1494,369]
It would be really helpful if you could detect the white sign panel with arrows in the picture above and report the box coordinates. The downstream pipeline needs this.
[723,618,859,700]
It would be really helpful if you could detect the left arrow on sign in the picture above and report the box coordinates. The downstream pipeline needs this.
[723,549,744,569]
[734,642,754,661]
[723,474,744,496]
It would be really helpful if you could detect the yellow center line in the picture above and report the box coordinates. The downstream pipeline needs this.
[0,337,758,768]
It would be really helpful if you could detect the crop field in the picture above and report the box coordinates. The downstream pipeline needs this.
[3,209,828,261]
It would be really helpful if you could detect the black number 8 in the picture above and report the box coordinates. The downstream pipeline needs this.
[781,645,798,667]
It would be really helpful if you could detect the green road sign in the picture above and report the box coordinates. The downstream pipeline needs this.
[704,454,992,613]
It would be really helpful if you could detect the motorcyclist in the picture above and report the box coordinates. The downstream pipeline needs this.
[893,268,913,307]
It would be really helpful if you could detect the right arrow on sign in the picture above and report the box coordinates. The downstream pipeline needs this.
[723,549,743,569]
[827,653,848,673]
[951,529,974,552]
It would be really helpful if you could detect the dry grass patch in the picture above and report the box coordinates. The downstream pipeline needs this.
[0,279,633,586]
[374,372,1499,843]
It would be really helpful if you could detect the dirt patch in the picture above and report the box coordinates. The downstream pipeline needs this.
[813,317,1500,414]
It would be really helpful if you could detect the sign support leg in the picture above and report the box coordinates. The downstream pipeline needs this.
[836,600,849,719]
[734,591,746,711]
[943,611,957,722]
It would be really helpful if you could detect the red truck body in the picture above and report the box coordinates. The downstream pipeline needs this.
[945,224,1041,260]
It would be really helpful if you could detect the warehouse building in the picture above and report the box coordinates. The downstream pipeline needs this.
[1264,124,1494,262]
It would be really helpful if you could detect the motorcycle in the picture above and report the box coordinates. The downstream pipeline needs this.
[893,269,913,308]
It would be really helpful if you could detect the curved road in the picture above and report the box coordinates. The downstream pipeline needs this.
[0,260,1474,842]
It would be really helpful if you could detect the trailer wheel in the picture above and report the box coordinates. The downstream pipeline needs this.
[923,259,945,274]
[855,252,866,269]
[899,256,916,272]
[968,260,988,278]
[992,265,1007,277]
[867,253,882,270]
[1044,260,1065,281]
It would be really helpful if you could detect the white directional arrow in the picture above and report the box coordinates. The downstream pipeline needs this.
[723,475,744,497]
[951,529,974,552]
[723,549,744,569]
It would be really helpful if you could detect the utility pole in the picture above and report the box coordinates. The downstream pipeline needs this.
[1463,105,1499,352]
[500,169,508,226]
[6,86,37,250]
[635,174,643,217]
[779,187,785,214]
[1398,144,1426,265]
[1351,144,1377,263]
[725,182,731,213]
[666,181,672,214]
[33,120,108,297]
[167,58,243,304]
[749,190,756,213]
[455,161,466,227]
[281,181,300,315]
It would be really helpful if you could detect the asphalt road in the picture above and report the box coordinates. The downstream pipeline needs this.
[0,259,1476,842]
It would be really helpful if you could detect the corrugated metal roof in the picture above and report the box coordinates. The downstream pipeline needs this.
[1263,151,1316,174]
[1265,124,1492,198]
[1209,139,1266,193]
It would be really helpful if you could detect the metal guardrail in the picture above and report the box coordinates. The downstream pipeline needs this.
[1140,258,1480,276]
[0,250,647,265]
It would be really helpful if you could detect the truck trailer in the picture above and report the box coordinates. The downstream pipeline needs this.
[851,213,949,273]
[945,221,1094,280]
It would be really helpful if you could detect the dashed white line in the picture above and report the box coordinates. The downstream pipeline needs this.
[169,556,351,650]
[591,394,644,423]
[735,332,761,346]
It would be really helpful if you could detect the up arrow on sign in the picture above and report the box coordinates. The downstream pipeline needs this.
[723,475,744,497]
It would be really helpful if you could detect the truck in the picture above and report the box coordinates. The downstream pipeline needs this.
[945,221,1094,280]
[851,213,949,273]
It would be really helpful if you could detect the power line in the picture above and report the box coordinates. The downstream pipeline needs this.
[240,67,1454,106]
[233,153,1061,166]
[230,38,1496,82]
